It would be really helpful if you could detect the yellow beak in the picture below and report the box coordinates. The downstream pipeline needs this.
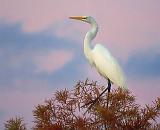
[69,16,85,21]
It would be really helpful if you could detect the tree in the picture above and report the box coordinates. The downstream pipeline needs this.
[4,117,26,130]
[32,79,160,130]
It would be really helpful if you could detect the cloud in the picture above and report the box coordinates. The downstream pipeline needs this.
[124,48,160,105]
[0,0,160,60]
[0,22,86,87]
[0,21,86,75]
[0,22,86,129]
[126,48,160,78]
[34,50,74,74]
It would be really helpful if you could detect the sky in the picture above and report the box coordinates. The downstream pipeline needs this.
[0,0,160,129]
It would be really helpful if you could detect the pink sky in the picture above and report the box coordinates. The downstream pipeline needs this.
[0,0,159,59]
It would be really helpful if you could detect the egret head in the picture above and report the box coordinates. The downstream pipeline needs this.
[69,16,95,24]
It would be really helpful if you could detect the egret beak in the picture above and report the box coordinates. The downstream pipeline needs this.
[69,16,86,21]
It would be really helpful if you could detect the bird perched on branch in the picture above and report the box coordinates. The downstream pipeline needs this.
[69,16,127,107]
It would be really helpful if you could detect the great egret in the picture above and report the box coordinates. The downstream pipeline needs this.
[69,16,126,107]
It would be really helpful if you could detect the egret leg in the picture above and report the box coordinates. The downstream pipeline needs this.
[82,86,108,108]
[83,79,111,110]
[107,79,111,108]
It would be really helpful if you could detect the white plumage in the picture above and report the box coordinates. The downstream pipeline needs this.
[92,44,126,88]
[70,16,126,89]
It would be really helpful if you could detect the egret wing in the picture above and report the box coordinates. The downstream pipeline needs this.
[92,44,126,88]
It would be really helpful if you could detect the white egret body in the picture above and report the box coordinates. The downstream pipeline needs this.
[70,16,126,89]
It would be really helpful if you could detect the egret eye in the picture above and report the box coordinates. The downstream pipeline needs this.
[82,17,87,20]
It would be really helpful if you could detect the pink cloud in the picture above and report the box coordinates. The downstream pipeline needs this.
[34,50,73,74]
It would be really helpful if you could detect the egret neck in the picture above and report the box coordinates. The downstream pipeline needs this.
[84,20,98,65]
